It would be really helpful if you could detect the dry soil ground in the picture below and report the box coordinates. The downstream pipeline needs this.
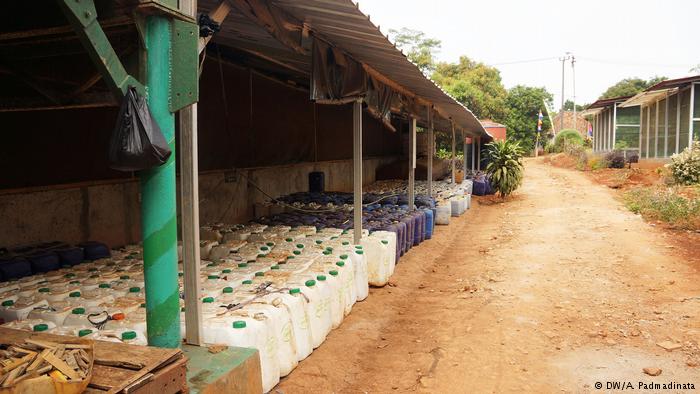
[276,158,700,393]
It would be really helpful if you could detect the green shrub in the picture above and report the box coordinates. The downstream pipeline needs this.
[552,129,584,152]
[589,156,608,170]
[666,141,700,185]
[485,140,524,198]
[624,186,700,230]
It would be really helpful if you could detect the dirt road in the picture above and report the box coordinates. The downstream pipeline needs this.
[277,158,700,393]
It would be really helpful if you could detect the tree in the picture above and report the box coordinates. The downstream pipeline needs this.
[563,99,585,112]
[432,56,508,122]
[599,76,667,99]
[388,28,441,75]
[503,85,553,152]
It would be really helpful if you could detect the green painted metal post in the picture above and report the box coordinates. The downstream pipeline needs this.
[141,15,181,348]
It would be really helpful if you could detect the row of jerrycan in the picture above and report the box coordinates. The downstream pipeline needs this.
[183,231,397,392]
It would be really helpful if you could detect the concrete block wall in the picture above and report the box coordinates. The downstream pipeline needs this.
[0,157,395,249]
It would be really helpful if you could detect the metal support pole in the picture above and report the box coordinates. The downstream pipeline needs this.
[654,101,659,158]
[613,103,617,149]
[463,135,468,177]
[353,99,363,244]
[408,117,416,211]
[477,138,481,171]
[690,83,695,145]
[179,0,202,346]
[471,139,475,171]
[427,109,433,197]
[141,15,181,348]
[451,122,456,184]
[646,106,650,159]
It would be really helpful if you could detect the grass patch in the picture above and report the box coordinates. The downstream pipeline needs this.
[623,186,700,230]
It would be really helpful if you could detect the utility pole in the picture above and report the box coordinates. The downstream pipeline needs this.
[559,52,572,132]
[572,55,577,131]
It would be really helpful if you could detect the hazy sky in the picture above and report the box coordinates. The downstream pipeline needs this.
[356,0,699,108]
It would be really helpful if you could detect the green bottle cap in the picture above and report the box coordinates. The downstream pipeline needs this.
[1,300,14,307]
[64,273,76,278]
[329,270,338,276]
[99,283,111,289]
[293,250,301,255]
[342,241,349,245]
[207,263,218,267]
[121,331,137,340]
[257,254,266,258]
[381,240,389,245]
[178,272,184,277]
[232,321,246,329]
[260,246,269,251]
[255,272,265,277]
[120,275,130,280]
[38,287,50,293]
[72,307,85,315]
[289,288,301,294]
[33,324,48,332]
[242,280,253,285]
[78,329,93,337]
[271,265,280,270]
[305,280,316,287]
[322,250,331,255]
[336,261,345,267]
[356,250,364,255]
[296,244,304,249]
[202,297,215,303]
[129,287,140,293]
[223,287,233,293]
[140,303,146,308]
[356,245,363,249]
[266,242,274,247]
[340,254,348,260]
[315,240,323,244]
[316,275,327,281]
[69,291,81,298]
[287,256,295,260]
[222,269,232,274]
[325,247,333,252]
[285,238,293,242]
[208,275,220,280]
[238,263,248,268]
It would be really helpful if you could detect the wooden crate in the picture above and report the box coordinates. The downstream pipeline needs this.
[0,328,187,394]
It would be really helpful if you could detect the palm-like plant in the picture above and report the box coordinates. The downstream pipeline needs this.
[485,140,524,198]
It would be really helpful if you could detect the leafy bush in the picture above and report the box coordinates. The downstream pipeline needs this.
[605,150,626,169]
[624,186,700,230]
[666,141,700,185]
[552,129,584,152]
[589,156,607,170]
[485,140,524,197]
[563,143,589,171]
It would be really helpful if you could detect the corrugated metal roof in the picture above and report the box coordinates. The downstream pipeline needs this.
[647,75,700,91]
[585,95,633,109]
[199,0,489,138]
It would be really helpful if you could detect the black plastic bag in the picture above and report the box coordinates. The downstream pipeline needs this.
[108,86,172,171]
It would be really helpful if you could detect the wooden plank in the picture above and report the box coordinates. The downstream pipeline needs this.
[129,357,187,394]
[105,354,184,394]
[89,365,136,391]
[41,352,80,380]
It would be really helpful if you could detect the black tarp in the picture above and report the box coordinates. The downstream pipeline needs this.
[310,38,367,104]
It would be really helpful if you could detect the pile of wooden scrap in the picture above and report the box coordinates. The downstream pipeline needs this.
[0,338,93,390]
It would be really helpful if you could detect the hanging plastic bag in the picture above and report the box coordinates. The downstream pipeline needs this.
[108,86,172,171]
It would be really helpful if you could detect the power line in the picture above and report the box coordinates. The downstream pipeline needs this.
[489,56,559,66]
